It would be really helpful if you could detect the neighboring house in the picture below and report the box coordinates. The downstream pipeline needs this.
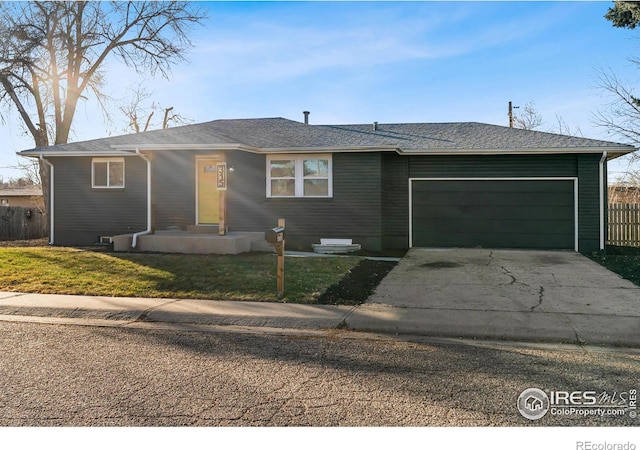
[18,117,636,253]
[0,185,44,209]
[608,184,640,203]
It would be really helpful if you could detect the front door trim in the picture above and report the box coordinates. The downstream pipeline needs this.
[195,156,222,225]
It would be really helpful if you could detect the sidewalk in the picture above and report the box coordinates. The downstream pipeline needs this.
[0,292,352,329]
[1,287,640,348]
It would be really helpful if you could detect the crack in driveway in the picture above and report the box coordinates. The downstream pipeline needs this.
[530,286,544,311]
[500,266,529,287]
[486,251,494,266]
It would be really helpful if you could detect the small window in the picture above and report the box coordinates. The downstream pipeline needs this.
[270,159,296,197]
[92,158,124,188]
[267,155,332,198]
[0,199,8,205]
[303,159,329,196]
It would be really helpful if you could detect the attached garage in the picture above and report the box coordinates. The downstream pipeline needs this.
[410,178,577,250]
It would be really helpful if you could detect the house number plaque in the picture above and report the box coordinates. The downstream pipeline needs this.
[216,163,227,190]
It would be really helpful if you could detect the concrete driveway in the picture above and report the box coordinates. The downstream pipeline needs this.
[351,248,640,346]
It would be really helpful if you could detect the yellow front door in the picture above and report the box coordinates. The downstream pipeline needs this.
[197,159,220,224]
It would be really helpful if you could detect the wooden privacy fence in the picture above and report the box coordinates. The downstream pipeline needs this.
[608,203,640,247]
[0,206,47,241]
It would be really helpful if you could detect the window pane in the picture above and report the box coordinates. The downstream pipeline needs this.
[303,159,328,177]
[271,179,295,196]
[270,160,295,178]
[93,162,108,187]
[304,179,328,196]
[109,161,124,187]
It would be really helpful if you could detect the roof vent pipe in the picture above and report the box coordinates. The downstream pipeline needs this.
[303,111,310,124]
[373,121,378,131]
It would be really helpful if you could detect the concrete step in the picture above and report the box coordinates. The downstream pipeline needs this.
[113,231,266,255]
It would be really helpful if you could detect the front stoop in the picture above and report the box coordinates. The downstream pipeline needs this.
[113,230,269,255]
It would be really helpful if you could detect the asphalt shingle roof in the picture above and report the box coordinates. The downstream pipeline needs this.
[19,117,636,156]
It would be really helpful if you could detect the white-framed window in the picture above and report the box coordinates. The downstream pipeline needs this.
[92,158,125,188]
[267,155,332,198]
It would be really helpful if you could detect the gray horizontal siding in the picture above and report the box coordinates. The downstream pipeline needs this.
[409,154,578,178]
[152,150,198,230]
[229,152,383,250]
[382,153,409,249]
[51,156,147,246]
[577,153,601,253]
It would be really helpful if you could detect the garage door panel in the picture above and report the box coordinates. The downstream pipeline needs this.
[412,205,574,221]
[414,218,574,234]
[413,192,574,207]
[411,179,575,250]
[413,179,573,194]
[413,230,575,249]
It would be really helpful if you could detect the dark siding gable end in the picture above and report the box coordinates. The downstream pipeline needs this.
[52,156,147,245]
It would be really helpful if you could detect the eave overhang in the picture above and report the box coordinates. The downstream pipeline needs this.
[18,144,636,158]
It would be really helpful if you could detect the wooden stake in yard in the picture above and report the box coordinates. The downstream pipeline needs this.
[276,218,285,299]
[266,218,286,299]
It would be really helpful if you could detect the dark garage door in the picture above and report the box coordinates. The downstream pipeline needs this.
[411,179,575,250]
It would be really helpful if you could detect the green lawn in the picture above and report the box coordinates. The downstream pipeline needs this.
[588,245,640,287]
[0,247,362,303]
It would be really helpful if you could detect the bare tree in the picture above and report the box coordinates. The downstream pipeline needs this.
[119,84,192,133]
[593,2,640,187]
[511,100,583,136]
[553,114,583,137]
[0,2,205,147]
[593,69,640,145]
[512,101,543,130]
[593,68,640,185]
[0,1,206,230]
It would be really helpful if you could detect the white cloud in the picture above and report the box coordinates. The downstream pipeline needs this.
[195,3,563,79]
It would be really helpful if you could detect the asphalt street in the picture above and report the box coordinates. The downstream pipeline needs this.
[0,320,638,427]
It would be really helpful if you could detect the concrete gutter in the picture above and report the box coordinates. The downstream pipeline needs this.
[1,287,639,348]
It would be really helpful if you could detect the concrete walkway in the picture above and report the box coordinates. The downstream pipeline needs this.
[0,248,639,347]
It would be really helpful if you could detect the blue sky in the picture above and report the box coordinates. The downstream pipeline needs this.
[2,1,640,180]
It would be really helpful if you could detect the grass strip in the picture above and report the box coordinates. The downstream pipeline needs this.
[588,245,640,287]
[0,247,362,304]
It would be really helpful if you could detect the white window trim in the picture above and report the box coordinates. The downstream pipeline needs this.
[266,154,333,198]
[92,157,125,189]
